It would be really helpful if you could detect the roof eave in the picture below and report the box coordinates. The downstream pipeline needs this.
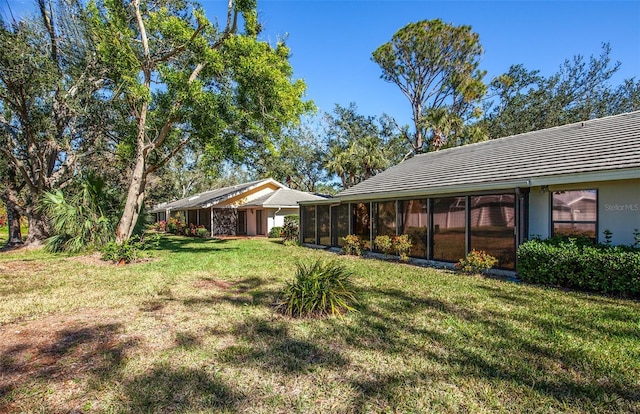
[311,168,640,204]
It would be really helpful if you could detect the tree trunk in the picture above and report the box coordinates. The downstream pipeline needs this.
[115,152,147,243]
[25,208,49,246]
[6,206,23,246]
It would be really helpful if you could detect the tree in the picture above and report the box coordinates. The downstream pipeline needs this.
[372,19,486,153]
[0,0,103,245]
[324,103,405,189]
[484,44,640,138]
[253,121,329,193]
[87,0,310,242]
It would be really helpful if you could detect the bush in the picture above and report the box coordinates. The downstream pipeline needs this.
[281,215,299,243]
[276,259,358,318]
[456,250,498,274]
[196,227,209,238]
[517,238,640,296]
[374,235,394,255]
[342,234,362,256]
[268,226,283,238]
[101,233,161,264]
[393,234,413,262]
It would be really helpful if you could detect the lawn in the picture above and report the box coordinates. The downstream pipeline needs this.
[0,235,639,413]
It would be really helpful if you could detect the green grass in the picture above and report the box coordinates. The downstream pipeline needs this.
[1,236,639,413]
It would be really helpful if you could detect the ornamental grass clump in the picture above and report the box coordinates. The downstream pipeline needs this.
[456,249,498,274]
[277,259,358,318]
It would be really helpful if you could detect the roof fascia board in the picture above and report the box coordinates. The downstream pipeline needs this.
[530,168,640,187]
[298,198,336,206]
[200,179,277,209]
[337,180,531,202]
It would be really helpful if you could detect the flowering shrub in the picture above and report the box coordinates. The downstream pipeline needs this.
[342,234,362,256]
[374,235,394,255]
[152,220,167,232]
[167,218,184,235]
[393,234,413,262]
[456,250,498,274]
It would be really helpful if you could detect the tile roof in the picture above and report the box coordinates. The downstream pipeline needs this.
[334,111,640,201]
[243,188,327,207]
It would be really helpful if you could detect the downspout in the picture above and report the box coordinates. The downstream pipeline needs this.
[274,207,282,232]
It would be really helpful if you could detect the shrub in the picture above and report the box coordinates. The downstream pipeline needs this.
[167,218,184,235]
[281,215,299,242]
[101,233,161,264]
[517,238,640,296]
[152,220,167,232]
[456,250,498,274]
[196,227,209,238]
[393,234,413,262]
[342,234,362,256]
[268,226,283,238]
[374,235,394,255]
[276,259,358,318]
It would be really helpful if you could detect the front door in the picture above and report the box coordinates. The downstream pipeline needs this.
[256,210,264,235]
[237,210,247,235]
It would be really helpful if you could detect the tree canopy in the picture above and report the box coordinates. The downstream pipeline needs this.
[372,19,486,153]
[483,44,640,138]
[0,0,102,245]
[324,103,405,189]
[85,0,311,242]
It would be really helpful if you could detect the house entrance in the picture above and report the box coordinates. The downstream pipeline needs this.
[256,210,264,235]
[238,210,247,235]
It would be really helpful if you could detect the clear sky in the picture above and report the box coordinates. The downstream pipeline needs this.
[4,0,639,126]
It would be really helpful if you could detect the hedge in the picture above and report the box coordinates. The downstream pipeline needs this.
[517,239,640,296]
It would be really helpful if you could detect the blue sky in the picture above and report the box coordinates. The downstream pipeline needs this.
[4,0,639,126]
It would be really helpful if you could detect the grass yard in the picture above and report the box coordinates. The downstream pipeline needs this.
[0,235,639,413]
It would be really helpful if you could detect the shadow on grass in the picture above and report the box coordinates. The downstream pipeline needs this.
[0,322,135,411]
[184,276,281,307]
[150,235,238,254]
[330,285,640,411]
[218,317,349,374]
[0,319,243,413]
[123,364,241,412]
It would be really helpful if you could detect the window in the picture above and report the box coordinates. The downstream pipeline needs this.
[331,204,349,247]
[302,205,316,243]
[317,205,330,246]
[398,199,427,258]
[432,197,466,262]
[375,201,397,238]
[470,194,516,269]
[552,190,597,241]
[352,202,370,247]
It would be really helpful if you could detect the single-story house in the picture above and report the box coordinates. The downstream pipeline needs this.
[298,111,640,270]
[150,178,326,236]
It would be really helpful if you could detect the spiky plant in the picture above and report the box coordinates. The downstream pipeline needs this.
[277,259,358,318]
[40,174,116,253]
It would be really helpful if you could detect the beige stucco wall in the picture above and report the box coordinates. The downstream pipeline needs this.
[528,178,640,245]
